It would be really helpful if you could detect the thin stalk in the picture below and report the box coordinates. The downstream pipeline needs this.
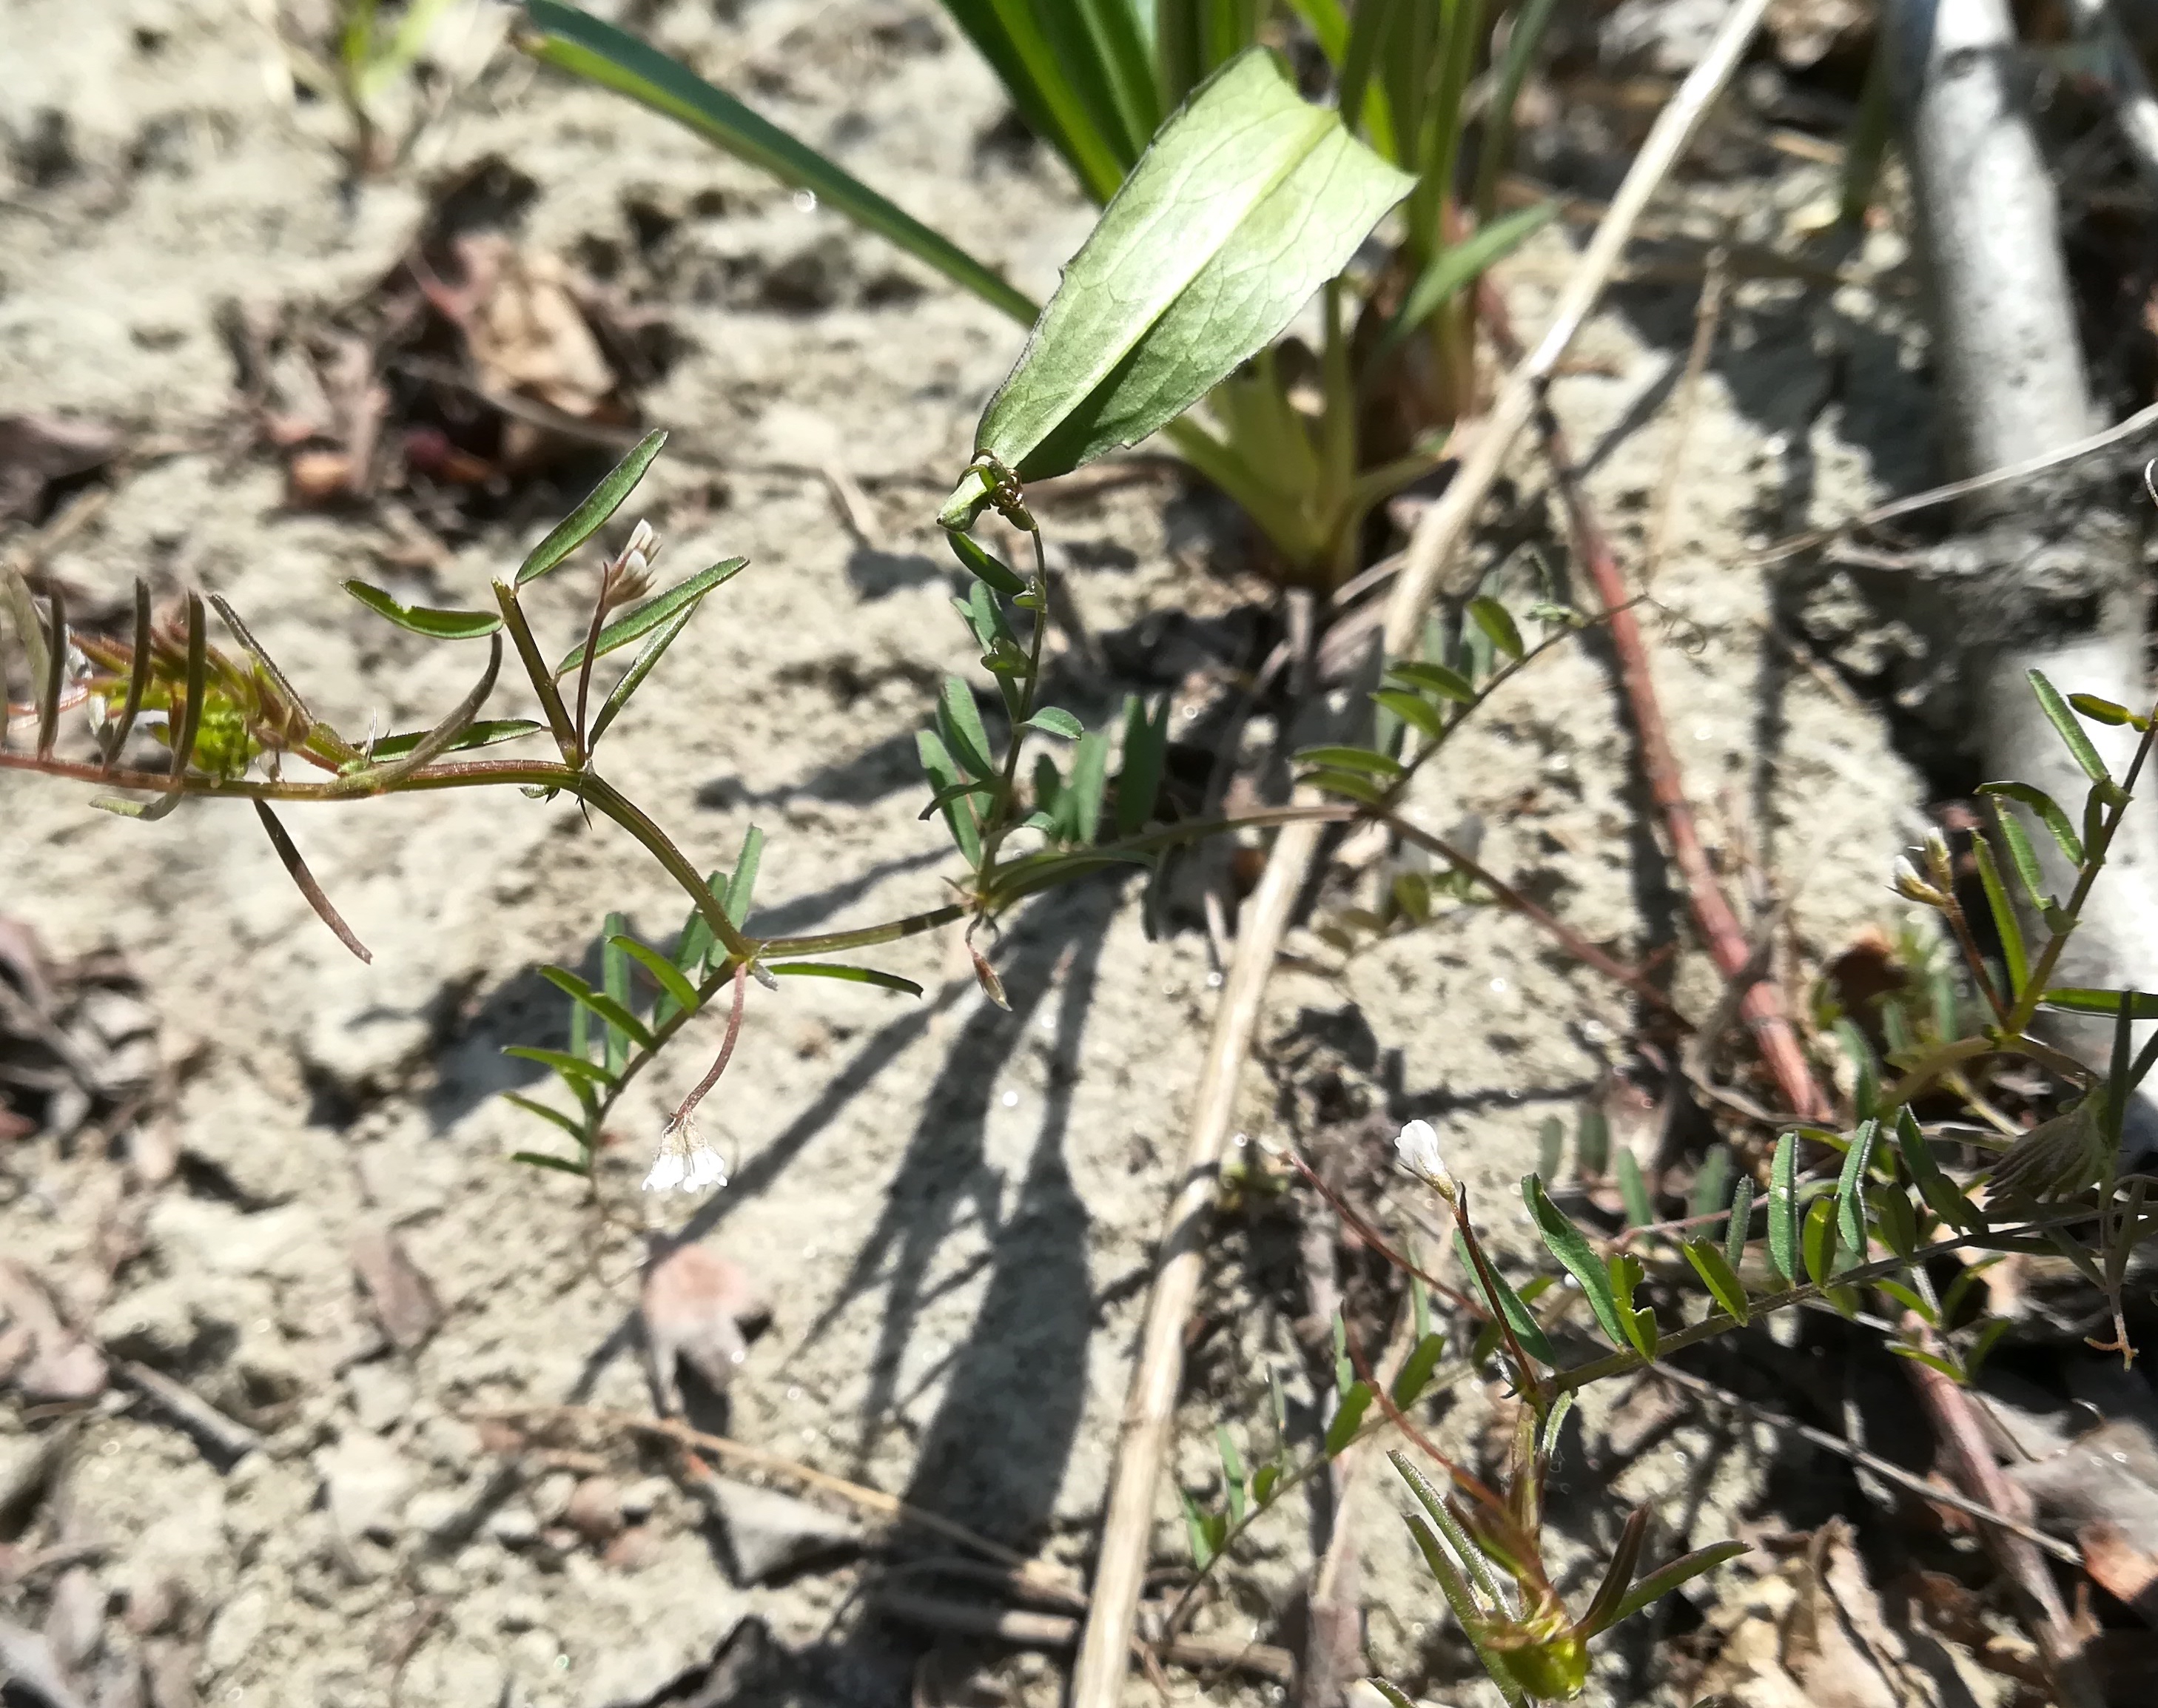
[974,526,1053,877]
[491,581,580,765]
[1550,1203,2110,1393]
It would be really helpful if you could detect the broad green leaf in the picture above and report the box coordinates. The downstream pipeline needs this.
[1391,1331,1448,1408]
[1802,1195,1838,1288]
[1294,744,1404,779]
[1683,1240,1749,1325]
[344,581,501,640]
[1768,1132,1801,1285]
[944,528,1026,596]
[539,966,654,1052]
[1324,1381,1373,1455]
[1456,1233,1557,1368]
[1895,1106,1979,1234]
[1608,1251,1657,1359]
[553,557,747,676]
[1389,659,1476,704]
[1468,596,1524,661]
[360,719,541,764]
[1522,1174,1626,1349]
[1978,779,2085,867]
[919,730,984,864]
[1373,688,1443,740]
[1300,767,1391,806]
[1833,1018,1879,1120]
[939,676,998,779]
[945,48,1414,508]
[608,933,702,1019]
[520,4,1035,323]
[1875,1182,1920,1261]
[765,961,925,997]
[514,427,668,585]
[2027,668,2113,784]
[1024,707,1083,739]
[1373,202,1557,360]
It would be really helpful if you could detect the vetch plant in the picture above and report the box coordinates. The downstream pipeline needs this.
[514,0,1561,585]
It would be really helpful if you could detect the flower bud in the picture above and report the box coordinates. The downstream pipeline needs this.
[1394,1119,1458,1201]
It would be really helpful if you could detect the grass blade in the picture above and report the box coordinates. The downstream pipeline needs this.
[522,4,1035,321]
[1969,831,2028,999]
[503,1092,591,1147]
[169,594,209,779]
[1372,201,1557,361]
[35,580,65,759]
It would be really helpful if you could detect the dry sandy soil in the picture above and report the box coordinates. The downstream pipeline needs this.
[0,3,1973,1705]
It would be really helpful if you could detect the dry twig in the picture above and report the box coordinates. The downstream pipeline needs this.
[1066,4,1778,1698]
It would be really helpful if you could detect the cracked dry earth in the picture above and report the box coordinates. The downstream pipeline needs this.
[0,2,1956,1706]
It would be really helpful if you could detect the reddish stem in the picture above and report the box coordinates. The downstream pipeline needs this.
[1475,283,1824,1121]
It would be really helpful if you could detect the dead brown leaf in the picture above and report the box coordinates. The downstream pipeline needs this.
[0,415,118,524]
[640,1237,767,1417]
[0,1262,105,1405]
[1693,1520,1991,1708]
[349,1225,443,1353]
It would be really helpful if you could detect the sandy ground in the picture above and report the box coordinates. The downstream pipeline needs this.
[0,4,1950,1705]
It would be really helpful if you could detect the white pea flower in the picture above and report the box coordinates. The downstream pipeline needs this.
[1394,1119,1457,1201]
[642,1112,729,1194]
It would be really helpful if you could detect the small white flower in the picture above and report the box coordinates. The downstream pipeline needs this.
[1394,1119,1457,1200]
[642,1112,729,1194]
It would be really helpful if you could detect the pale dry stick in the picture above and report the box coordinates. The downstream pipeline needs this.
[1641,243,1730,588]
[1067,6,1778,1701]
[480,1404,1081,1601]
[1900,1318,2104,1708]
[874,1590,1297,1687]
[1069,812,1325,1704]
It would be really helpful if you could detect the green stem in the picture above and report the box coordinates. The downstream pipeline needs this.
[974,525,1053,881]
[759,905,969,958]
[1550,1203,2108,1394]
[492,582,580,766]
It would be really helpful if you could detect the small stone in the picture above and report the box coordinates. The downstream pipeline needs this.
[486,1504,541,1549]
[699,1476,859,1584]
[403,1490,465,1541]
[616,1477,670,1525]
[317,1431,414,1547]
[565,1475,622,1544]
[44,1565,104,1672]
[497,1593,547,1633]
[348,1225,441,1353]
[203,1584,271,1673]
[344,1361,414,1435]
